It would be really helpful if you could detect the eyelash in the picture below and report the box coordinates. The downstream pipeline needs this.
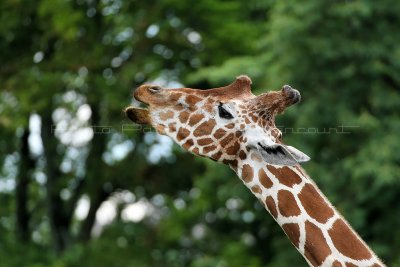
[218,103,234,119]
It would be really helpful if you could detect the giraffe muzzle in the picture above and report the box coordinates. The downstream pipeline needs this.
[125,84,160,124]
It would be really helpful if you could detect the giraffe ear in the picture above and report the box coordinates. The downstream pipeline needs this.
[257,142,310,166]
[285,145,311,163]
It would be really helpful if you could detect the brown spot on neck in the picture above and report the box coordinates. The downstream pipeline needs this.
[241,164,254,182]
[169,92,182,102]
[277,190,301,217]
[298,183,334,224]
[239,150,247,160]
[220,133,234,147]
[304,221,332,267]
[282,223,300,248]
[204,98,215,112]
[189,113,204,126]
[197,138,213,146]
[179,111,190,123]
[183,139,194,149]
[159,110,174,120]
[226,141,240,155]
[186,95,202,106]
[328,219,372,260]
[295,166,307,178]
[265,196,278,219]
[251,185,262,194]
[203,145,217,154]
[211,151,223,161]
[193,119,216,137]
[192,147,199,155]
[235,130,242,138]
[267,165,302,188]
[155,124,166,134]
[168,123,176,132]
[177,127,190,141]
[223,159,238,171]
[213,128,227,139]
[259,168,273,189]
[225,123,235,129]
[174,105,184,111]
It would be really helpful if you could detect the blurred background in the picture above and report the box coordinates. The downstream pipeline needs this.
[1,0,400,266]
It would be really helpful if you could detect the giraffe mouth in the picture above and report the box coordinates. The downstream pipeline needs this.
[125,86,154,124]
[124,106,151,125]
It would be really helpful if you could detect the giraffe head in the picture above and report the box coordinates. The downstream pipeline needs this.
[125,75,310,167]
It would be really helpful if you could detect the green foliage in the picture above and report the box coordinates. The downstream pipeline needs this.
[1,0,399,266]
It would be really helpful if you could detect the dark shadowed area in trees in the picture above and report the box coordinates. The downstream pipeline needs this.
[1,1,399,266]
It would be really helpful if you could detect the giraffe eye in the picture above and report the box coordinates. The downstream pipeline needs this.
[149,86,162,93]
[218,103,234,119]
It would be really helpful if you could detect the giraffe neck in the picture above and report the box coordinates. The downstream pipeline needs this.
[233,156,384,267]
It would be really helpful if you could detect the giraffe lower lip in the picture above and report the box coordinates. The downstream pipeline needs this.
[125,106,150,124]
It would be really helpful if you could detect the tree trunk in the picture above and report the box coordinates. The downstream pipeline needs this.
[41,113,70,254]
[78,102,111,242]
[16,127,34,242]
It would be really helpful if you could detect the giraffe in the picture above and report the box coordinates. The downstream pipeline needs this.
[125,75,384,267]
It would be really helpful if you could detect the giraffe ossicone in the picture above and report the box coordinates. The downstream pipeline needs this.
[125,75,384,267]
